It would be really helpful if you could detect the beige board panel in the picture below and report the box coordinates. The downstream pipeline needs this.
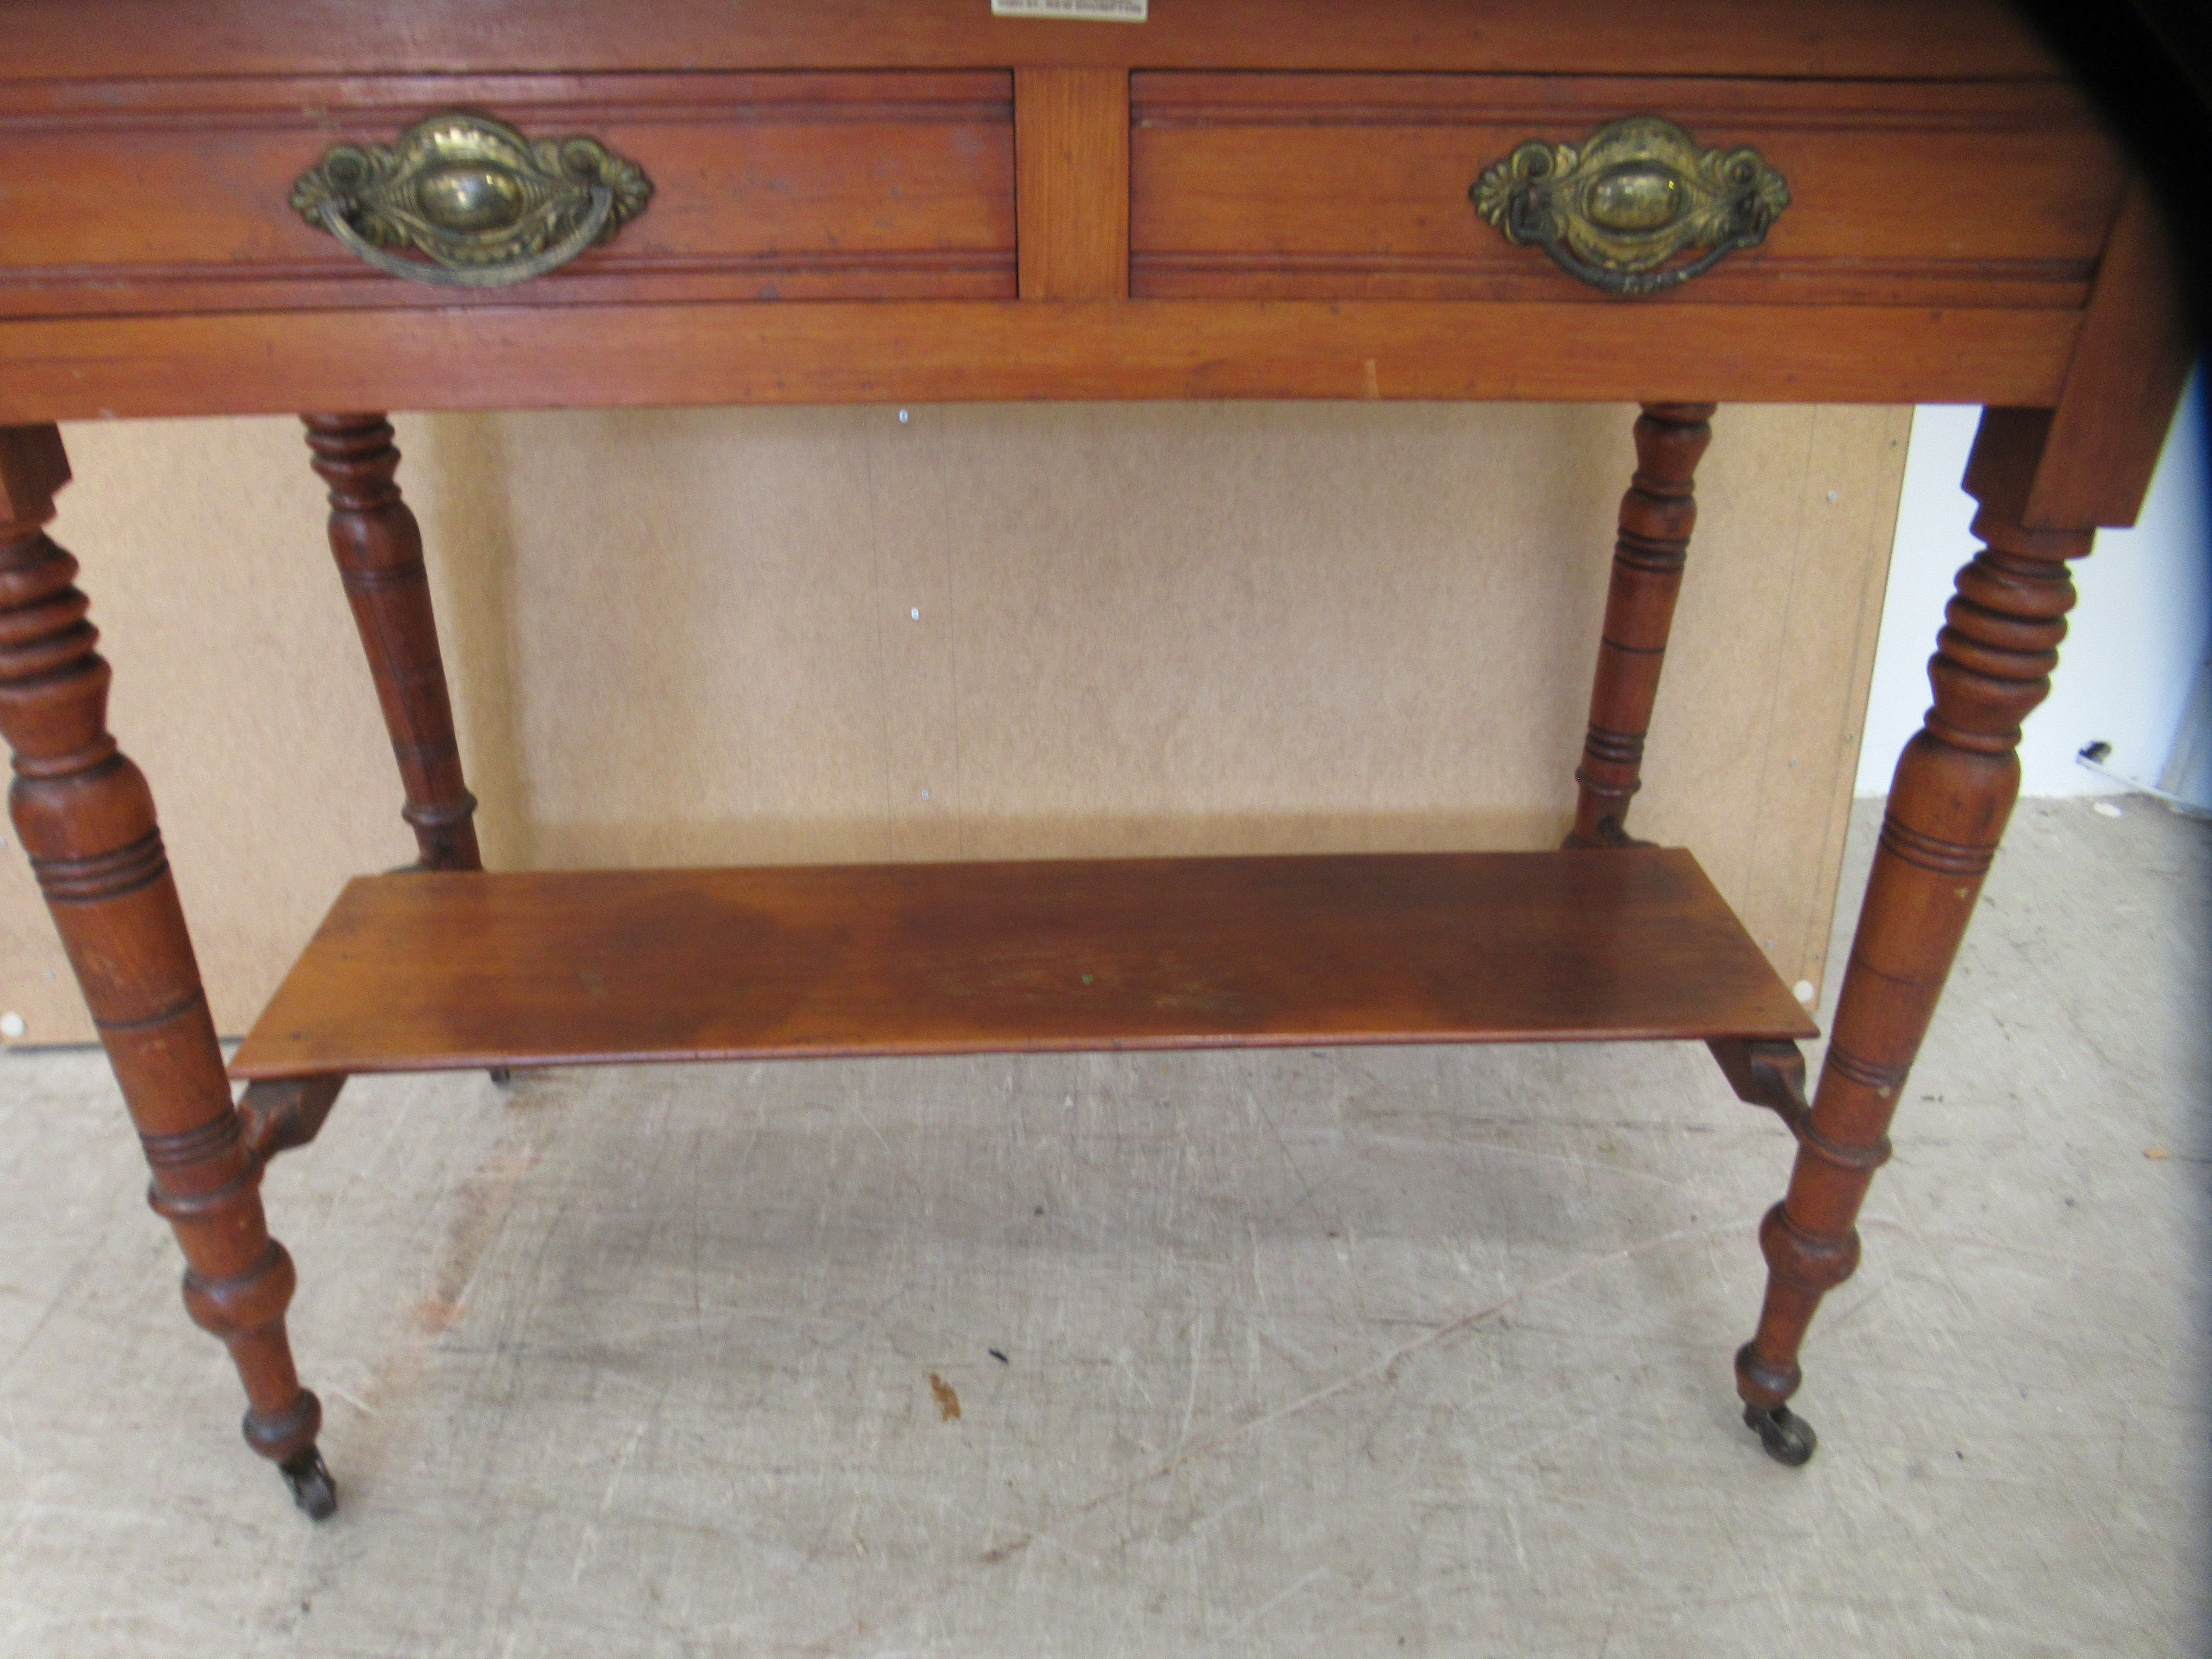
[1633,405,1912,994]
[0,404,1902,1047]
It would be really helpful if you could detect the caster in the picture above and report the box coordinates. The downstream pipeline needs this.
[1743,1402,1818,1467]
[280,1447,339,1520]
[489,1068,512,1086]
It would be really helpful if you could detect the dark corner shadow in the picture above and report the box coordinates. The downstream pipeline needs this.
[2005,0,2212,343]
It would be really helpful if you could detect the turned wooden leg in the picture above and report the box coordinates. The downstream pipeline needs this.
[1567,402,1716,849]
[0,427,333,1518]
[302,412,481,872]
[1734,413,2090,1466]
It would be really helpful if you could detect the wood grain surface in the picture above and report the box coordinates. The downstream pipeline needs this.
[0,73,1017,317]
[1016,68,1130,300]
[230,849,1817,1078]
[1132,76,2124,309]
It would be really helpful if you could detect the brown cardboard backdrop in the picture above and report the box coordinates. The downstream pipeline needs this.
[0,403,1906,1047]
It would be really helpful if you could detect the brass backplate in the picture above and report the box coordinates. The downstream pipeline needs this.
[1473,116,1790,296]
[292,112,652,286]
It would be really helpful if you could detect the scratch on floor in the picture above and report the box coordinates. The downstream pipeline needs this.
[326,1384,377,1418]
[1248,1088,1328,1228]
[320,1108,561,1503]
[1148,1310,1208,1550]
[413,1142,548,1335]
[1210,1566,1328,1650]
[600,1419,648,1513]
[804,1212,1760,1655]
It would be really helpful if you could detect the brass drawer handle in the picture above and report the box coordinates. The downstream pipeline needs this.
[1473,116,1789,297]
[291,112,652,289]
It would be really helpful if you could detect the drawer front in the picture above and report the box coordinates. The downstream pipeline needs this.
[0,72,1016,317]
[1132,75,2126,308]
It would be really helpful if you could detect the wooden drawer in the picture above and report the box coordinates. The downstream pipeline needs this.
[0,72,1016,317]
[1132,75,2127,308]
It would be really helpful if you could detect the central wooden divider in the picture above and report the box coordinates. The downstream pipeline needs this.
[230,848,1816,1079]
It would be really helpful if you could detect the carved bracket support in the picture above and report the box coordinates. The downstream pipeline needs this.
[238,1075,348,1163]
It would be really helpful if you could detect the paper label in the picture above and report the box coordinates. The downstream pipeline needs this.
[992,0,1147,20]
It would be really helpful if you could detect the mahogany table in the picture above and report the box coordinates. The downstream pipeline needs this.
[0,0,2191,1519]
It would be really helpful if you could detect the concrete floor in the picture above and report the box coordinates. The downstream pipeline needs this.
[1,797,2205,1657]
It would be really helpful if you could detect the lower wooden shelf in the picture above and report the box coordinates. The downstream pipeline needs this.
[227,848,1817,1080]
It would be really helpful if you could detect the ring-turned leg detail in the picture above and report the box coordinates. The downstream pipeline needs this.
[303,413,481,873]
[1735,422,2089,1462]
[0,426,330,1516]
[1568,402,1715,848]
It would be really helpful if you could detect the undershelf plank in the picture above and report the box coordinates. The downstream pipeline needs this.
[229,849,1816,1080]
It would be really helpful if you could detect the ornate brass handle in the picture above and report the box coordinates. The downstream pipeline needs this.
[291,113,652,289]
[1472,116,1789,297]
